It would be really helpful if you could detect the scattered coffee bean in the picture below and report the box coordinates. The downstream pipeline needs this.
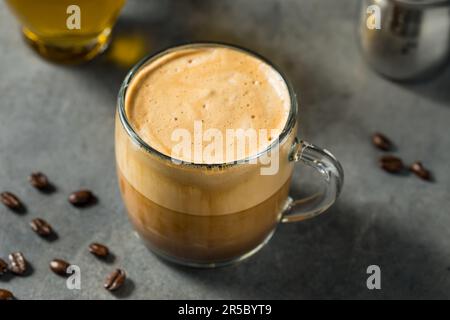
[69,190,94,207]
[89,243,109,258]
[30,218,53,237]
[49,259,70,277]
[8,252,27,275]
[379,155,404,173]
[372,132,393,151]
[1,192,22,211]
[29,172,50,190]
[0,289,14,300]
[410,161,431,181]
[104,269,126,291]
[0,258,8,275]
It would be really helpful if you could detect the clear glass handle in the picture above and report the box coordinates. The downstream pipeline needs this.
[282,138,344,223]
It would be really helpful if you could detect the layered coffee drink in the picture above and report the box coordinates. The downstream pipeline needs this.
[116,44,297,265]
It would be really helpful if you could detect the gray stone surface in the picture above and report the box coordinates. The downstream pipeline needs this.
[0,0,449,300]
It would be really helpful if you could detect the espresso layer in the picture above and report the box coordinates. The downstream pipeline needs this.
[125,45,290,163]
[118,168,290,262]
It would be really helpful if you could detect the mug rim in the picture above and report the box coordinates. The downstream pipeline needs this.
[117,42,298,169]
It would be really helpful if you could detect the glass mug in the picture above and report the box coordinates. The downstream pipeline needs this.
[5,0,126,63]
[115,43,344,267]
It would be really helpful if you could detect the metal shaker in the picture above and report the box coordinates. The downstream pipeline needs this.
[359,0,450,81]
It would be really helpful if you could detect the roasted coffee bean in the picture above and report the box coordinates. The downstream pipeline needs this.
[30,218,53,237]
[49,259,70,276]
[89,243,109,258]
[0,258,8,275]
[410,161,431,181]
[8,252,27,275]
[68,190,94,207]
[104,269,126,291]
[29,172,50,189]
[372,132,393,151]
[0,289,14,300]
[379,155,404,173]
[1,192,22,211]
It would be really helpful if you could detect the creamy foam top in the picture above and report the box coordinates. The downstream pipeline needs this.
[125,46,290,163]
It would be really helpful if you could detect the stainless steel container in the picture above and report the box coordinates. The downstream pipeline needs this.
[359,0,450,80]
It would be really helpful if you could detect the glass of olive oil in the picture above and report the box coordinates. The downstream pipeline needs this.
[6,0,126,63]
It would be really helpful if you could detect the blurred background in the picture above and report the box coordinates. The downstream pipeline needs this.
[0,0,449,299]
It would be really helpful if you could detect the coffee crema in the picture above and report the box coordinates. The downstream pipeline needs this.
[125,46,290,163]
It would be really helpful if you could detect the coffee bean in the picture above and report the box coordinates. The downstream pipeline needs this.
[29,172,50,190]
[69,190,94,207]
[89,243,109,258]
[104,269,126,291]
[8,252,27,275]
[379,155,404,173]
[410,161,431,181]
[372,132,392,151]
[49,259,70,277]
[0,258,8,275]
[30,218,53,237]
[0,289,14,300]
[1,192,22,211]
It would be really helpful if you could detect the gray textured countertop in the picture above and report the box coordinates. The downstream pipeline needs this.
[1,0,449,300]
